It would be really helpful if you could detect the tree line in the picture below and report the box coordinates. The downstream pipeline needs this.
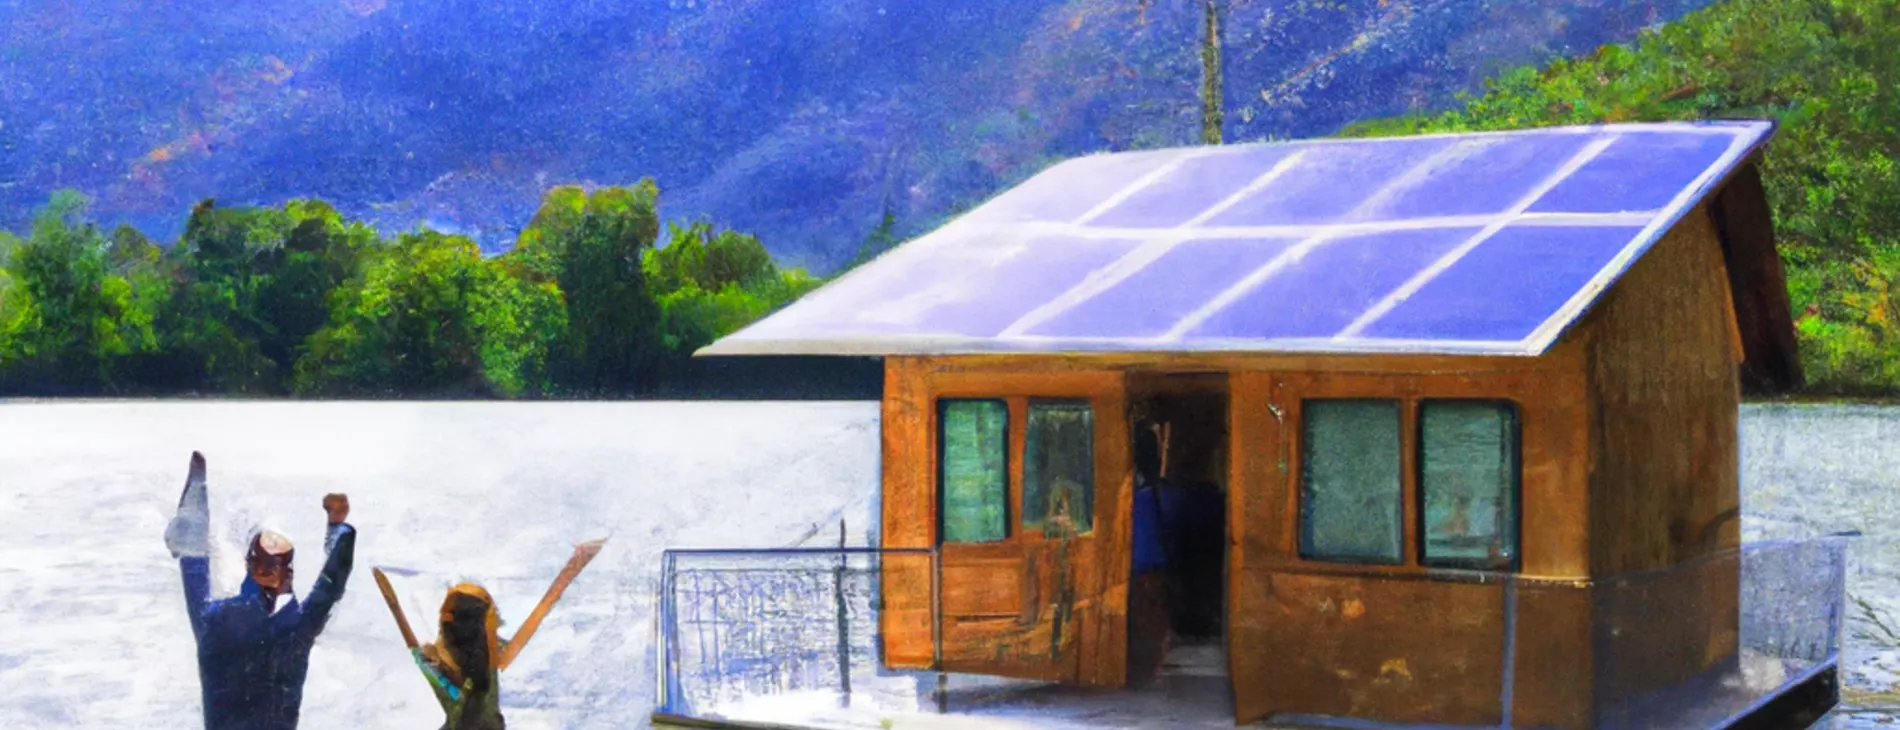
[0,182,828,398]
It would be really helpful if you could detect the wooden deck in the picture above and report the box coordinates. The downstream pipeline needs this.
[651,644,1842,730]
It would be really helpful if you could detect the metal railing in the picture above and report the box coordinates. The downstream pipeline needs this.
[653,546,944,723]
[651,537,1848,729]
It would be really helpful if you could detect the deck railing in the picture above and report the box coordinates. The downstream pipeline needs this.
[651,538,1847,729]
[652,546,945,724]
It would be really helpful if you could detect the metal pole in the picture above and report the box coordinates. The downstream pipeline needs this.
[1499,575,1519,730]
[932,547,947,713]
[836,519,852,708]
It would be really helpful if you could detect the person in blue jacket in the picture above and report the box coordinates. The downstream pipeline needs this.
[164,451,357,730]
[1126,423,1173,685]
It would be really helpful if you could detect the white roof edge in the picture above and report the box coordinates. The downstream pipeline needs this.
[696,334,1546,358]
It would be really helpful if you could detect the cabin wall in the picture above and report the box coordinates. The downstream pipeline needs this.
[1581,205,1744,710]
[1226,361,1598,728]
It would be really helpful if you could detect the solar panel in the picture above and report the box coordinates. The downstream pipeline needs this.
[1028,237,1306,339]
[1357,225,1647,343]
[1185,226,1488,341]
[702,120,1775,358]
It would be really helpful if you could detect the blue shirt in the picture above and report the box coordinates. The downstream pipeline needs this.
[1132,476,1167,574]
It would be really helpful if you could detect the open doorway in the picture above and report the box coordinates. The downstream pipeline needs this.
[1126,372,1230,687]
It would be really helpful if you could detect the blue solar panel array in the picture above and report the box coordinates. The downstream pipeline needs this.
[702,121,1774,357]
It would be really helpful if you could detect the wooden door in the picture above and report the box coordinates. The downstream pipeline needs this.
[879,365,1129,687]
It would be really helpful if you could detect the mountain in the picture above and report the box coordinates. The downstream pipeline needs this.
[0,0,1722,273]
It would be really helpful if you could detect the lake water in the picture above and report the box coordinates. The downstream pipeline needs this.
[0,401,1893,728]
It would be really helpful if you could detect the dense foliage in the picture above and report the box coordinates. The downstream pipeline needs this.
[1340,0,1900,397]
[0,185,817,398]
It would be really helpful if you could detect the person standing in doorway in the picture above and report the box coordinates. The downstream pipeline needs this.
[1127,423,1173,685]
[165,451,358,730]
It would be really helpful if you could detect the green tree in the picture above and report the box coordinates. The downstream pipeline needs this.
[511,182,666,396]
[156,200,289,392]
[468,261,569,398]
[642,221,824,365]
[155,198,378,393]
[647,221,778,295]
[654,267,823,360]
[296,230,560,397]
[106,225,160,276]
[0,191,156,392]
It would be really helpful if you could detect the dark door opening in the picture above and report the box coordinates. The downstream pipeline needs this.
[1127,375,1230,686]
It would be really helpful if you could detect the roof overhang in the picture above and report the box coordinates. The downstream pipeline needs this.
[701,121,1785,370]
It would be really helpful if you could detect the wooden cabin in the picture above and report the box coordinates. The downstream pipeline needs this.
[698,121,1803,728]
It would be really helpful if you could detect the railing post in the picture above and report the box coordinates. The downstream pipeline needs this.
[1499,573,1518,730]
[932,546,946,714]
[655,553,666,713]
[660,550,686,716]
[836,520,852,709]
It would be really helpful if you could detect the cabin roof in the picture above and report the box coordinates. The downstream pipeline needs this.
[701,121,1779,362]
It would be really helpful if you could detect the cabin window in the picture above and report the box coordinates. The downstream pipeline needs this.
[939,399,1009,543]
[1298,399,1404,564]
[1023,400,1094,535]
[1419,400,1520,570]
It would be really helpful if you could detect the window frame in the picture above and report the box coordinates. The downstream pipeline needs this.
[1289,390,1524,574]
[936,397,1011,545]
[1414,398,1523,573]
[1295,397,1407,566]
[1022,397,1097,538]
[929,384,1108,548]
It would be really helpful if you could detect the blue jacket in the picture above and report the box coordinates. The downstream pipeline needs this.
[1132,477,1168,574]
[179,526,355,730]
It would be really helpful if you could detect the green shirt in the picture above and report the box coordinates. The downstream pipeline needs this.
[412,645,507,730]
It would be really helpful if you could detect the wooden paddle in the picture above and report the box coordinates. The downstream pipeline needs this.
[372,567,421,650]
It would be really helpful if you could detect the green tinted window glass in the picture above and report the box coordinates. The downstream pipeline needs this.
[1023,400,1094,535]
[940,399,1008,543]
[1299,399,1403,564]
[1420,401,1519,570]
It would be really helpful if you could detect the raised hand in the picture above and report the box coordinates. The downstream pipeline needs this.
[324,493,350,526]
[323,493,351,554]
[164,452,211,559]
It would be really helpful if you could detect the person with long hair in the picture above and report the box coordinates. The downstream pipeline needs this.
[372,540,605,730]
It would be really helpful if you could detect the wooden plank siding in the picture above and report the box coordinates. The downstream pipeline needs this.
[1226,357,1597,725]
[1580,203,1745,717]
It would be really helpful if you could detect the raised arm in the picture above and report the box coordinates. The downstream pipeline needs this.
[166,452,213,639]
[299,522,356,639]
[371,567,422,650]
[497,539,606,671]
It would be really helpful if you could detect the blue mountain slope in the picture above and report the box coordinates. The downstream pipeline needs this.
[0,0,1718,273]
